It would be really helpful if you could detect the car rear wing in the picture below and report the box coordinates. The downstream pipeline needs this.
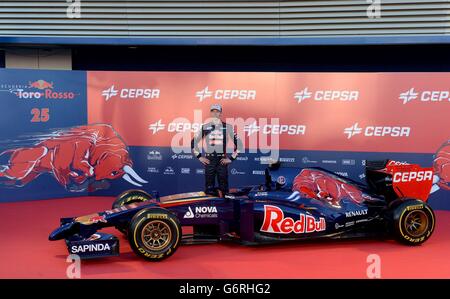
[365,160,434,202]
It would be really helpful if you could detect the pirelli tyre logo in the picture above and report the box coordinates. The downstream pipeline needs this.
[260,205,326,234]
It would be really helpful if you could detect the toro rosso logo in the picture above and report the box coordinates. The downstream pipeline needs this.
[11,79,78,100]
[260,205,326,234]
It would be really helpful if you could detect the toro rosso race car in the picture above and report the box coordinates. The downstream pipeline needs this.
[49,160,436,261]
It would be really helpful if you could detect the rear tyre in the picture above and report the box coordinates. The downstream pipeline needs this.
[128,208,181,261]
[112,189,152,235]
[392,199,435,245]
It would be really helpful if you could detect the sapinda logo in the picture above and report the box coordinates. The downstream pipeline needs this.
[293,87,359,103]
[70,243,111,253]
[195,86,256,102]
[260,205,326,234]
[101,85,160,101]
[393,170,433,183]
[399,88,450,104]
[244,121,306,136]
[343,123,410,139]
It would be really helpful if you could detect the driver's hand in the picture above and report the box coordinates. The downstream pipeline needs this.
[199,157,210,165]
[220,158,232,165]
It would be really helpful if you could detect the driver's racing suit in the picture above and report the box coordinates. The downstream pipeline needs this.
[191,121,242,194]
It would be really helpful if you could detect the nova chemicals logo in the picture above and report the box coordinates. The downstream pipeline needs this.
[399,87,450,104]
[183,206,218,218]
[195,86,256,102]
[344,123,410,139]
[102,85,160,101]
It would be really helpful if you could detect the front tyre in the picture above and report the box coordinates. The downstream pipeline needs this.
[112,189,152,235]
[128,208,181,261]
[392,199,435,245]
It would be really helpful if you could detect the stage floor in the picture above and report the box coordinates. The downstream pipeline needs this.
[0,196,449,279]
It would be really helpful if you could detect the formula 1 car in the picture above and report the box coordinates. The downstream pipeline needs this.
[49,160,436,261]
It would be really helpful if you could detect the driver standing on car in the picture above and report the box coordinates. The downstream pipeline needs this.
[191,104,242,195]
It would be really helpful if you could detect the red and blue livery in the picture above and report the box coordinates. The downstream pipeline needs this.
[49,160,436,261]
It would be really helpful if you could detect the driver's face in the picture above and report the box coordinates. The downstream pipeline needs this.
[210,110,221,119]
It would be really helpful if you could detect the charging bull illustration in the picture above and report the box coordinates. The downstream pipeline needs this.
[0,124,147,192]
[293,169,372,208]
[432,140,450,193]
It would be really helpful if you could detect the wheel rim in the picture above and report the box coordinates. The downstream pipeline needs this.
[404,210,428,237]
[141,220,171,251]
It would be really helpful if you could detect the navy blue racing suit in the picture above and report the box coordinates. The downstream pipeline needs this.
[191,121,242,194]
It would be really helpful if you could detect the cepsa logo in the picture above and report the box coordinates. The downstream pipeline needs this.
[260,205,326,234]
[195,86,256,102]
[393,170,433,183]
[102,85,160,101]
[10,79,78,100]
[399,88,450,104]
[294,87,359,103]
[244,121,306,136]
[148,120,203,134]
[343,123,411,139]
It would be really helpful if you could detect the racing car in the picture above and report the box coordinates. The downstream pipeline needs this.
[49,160,436,261]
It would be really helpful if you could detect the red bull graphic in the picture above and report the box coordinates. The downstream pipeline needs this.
[292,169,372,208]
[433,140,450,193]
[0,124,147,192]
[29,80,53,90]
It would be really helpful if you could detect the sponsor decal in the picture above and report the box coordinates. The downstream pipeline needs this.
[230,168,245,175]
[102,85,160,101]
[252,170,266,175]
[196,86,256,102]
[345,209,369,218]
[344,123,410,139]
[279,157,296,163]
[147,150,162,160]
[89,215,107,223]
[183,206,218,219]
[244,121,306,136]
[302,157,318,164]
[2,79,79,100]
[322,160,337,164]
[406,204,424,211]
[342,159,356,166]
[236,156,248,161]
[70,243,111,254]
[148,120,203,134]
[335,172,349,177]
[180,168,190,174]
[260,205,326,234]
[163,166,175,175]
[147,167,159,173]
[294,87,359,103]
[196,168,205,174]
[399,88,450,104]
[171,154,193,160]
[276,176,286,185]
[393,171,433,183]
